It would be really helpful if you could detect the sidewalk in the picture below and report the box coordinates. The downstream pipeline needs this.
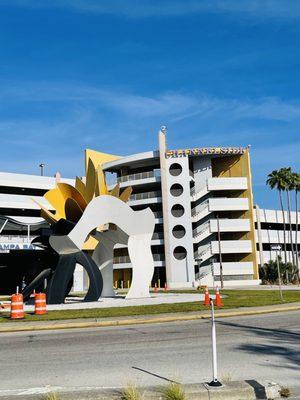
[1,301,299,333]
[0,381,284,400]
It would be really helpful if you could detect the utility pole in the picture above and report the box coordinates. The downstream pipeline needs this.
[39,163,45,176]
[271,244,284,302]
[217,214,224,289]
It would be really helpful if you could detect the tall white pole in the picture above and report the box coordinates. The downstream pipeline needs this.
[276,249,284,302]
[208,299,222,387]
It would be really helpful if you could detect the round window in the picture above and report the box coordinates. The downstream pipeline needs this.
[173,246,187,260]
[172,225,186,239]
[170,183,183,197]
[169,163,183,177]
[171,204,185,217]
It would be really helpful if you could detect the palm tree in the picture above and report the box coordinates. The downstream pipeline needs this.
[266,169,288,265]
[291,172,300,282]
[282,167,296,267]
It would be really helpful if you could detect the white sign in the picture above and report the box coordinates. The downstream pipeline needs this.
[0,243,41,251]
[270,244,282,251]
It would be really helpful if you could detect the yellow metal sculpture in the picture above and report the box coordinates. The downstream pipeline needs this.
[34,149,133,250]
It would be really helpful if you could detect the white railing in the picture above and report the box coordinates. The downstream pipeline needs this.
[118,170,160,183]
[0,235,37,243]
[114,254,164,264]
[190,184,208,197]
[129,191,162,201]
[192,200,209,218]
[193,221,210,238]
[197,243,212,258]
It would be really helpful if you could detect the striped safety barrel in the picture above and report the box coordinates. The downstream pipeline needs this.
[10,293,24,319]
[34,293,47,315]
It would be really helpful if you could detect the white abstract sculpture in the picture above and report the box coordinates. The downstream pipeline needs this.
[50,195,155,299]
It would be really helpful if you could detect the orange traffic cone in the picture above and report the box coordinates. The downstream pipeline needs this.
[154,283,158,293]
[34,293,47,315]
[203,286,210,306]
[164,282,168,292]
[10,289,24,319]
[214,286,224,307]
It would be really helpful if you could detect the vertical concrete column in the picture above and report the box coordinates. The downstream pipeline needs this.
[158,128,195,287]
[158,128,173,283]
[255,204,264,267]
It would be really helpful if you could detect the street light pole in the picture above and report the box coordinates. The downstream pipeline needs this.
[39,163,45,176]
[271,244,284,302]
[217,214,224,289]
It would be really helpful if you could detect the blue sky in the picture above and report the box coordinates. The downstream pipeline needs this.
[0,0,299,209]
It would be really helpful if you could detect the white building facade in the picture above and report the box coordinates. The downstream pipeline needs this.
[102,130,299,288]
[0,132,299,290]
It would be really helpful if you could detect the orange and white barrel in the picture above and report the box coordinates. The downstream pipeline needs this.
[34,293,47,315]
[10,293,24,319]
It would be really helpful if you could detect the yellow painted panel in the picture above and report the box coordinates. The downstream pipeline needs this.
[44,188,67,218]
[119,187,132,202]
[110,183,120,197]
[85,158,97,202]
[65,198,83,223]
[95,165,108,196]
[31,198,60,225]
[57,183,87,210]
[82,235,99,251]
[211,152,259,279]
[85,149,120,172]
[75,177,88,203]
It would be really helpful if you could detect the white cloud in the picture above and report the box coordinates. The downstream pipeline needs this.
[2,80,300,123]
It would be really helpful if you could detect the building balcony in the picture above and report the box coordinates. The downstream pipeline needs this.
[211,239,252,254]
[113,254,165,268]
[210,218,250,232]
[0,235,37,244]
[207,177,248,191]
[209,197,249,212]
[0,194,52,210]
[212,261,253,275]
[128,191,162,206]
[258,229,298,244]
[117,170,161,187]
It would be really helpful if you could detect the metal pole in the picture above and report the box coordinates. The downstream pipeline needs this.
[217,214,224,289]
[208,299,222,387]
[276,250,284,302]
[0,219,8,234]
[185,256,189,282]
[39,163,45,176]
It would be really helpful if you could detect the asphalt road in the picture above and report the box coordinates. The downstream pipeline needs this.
[0,311,299,396]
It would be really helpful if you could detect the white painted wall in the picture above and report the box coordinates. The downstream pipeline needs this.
[211,240,252,254]
[209,197,249,211]
[207,177,247,191]
[210,218,250,232]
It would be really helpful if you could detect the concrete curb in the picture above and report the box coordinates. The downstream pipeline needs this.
[0,381,282,399]
[0,304,300,333]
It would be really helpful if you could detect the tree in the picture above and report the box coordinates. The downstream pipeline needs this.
[282,167,296,267]
[290,172,300,282]
[260,256,297,284]
[266,169,288,265]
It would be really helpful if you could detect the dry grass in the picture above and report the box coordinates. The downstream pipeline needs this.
[162,382,185,400]
[279,387,291,398]
[121,384,142,400]
[41,392,60,400]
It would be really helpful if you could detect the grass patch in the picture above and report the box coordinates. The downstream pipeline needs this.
[121,384,142,400]
[41,392,60,400]
[279,387,291,398]
[162,383,185,400]
[0,290,299,323]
